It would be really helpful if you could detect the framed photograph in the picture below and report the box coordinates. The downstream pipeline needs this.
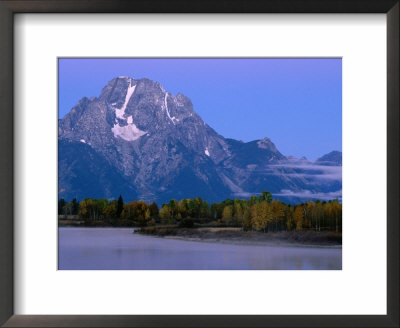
[57,57,343,271]
[0,0,398,327]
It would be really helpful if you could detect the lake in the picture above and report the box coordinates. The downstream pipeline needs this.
[58,227,342,270]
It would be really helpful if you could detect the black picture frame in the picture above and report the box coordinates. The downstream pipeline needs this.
[0,1,398,327]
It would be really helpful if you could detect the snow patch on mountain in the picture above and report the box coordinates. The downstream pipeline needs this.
[115,80,136,120]
[205,148,210,156]
[110,79,145,141]
[164,93,176,125]
[111,121,147,141]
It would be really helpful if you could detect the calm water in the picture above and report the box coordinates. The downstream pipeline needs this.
[58,227,342,270]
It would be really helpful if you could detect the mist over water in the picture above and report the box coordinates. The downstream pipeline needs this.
[58,228,341,270]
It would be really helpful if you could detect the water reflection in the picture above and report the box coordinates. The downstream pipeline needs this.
[58,227,342,270]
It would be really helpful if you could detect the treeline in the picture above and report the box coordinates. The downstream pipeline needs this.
[58,191,342,232]
[58,196,159,226]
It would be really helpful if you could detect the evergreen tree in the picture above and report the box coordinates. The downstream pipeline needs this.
[259,191,272,203]
[149,202,159,218]
[117,195,124,218]
[71,198,79,215]
[58,198,66,215]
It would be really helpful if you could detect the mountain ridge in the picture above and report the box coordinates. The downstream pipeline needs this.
[59,76,342,204]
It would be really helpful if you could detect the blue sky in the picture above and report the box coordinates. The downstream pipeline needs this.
[58,58,342,160]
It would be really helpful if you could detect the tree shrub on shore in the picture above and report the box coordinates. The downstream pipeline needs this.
[59,192,341,232]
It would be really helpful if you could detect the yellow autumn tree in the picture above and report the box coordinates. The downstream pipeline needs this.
[159,205,172,222]
[222,205,233,225]
[250,201,270,232]
[293,205,304,231]
[270,200,285,232]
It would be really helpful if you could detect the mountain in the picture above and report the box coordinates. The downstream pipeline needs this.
[58,139,137,200]
[315,151,342,166]
[58,76,342,204]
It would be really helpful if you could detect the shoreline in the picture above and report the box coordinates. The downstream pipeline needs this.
[135,227,342,248]
[158,234,341,249]
[58,226,342,248]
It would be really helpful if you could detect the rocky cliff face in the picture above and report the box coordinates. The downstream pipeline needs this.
[59,76,342,204]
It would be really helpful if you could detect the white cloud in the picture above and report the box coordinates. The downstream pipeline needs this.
[269,163,342,182]
[275,189,342,201]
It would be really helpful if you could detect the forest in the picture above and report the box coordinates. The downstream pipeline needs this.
[58,191,342,233]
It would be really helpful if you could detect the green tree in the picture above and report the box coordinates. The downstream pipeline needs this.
[211,202,224,219]
[71,198,79,215]
[116,195,124,218]
[178,199,190,218]
[58,198,66,215]
[79,198,103,221]
[149,202,159,218]
[159,204,173,223]
[259,191,272,204]
[168,199,179,219]
[96,199,108,218]
[200,200,211,219]
[104,200,118,219]
[248,195,259,206]
[64,201,74,216]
